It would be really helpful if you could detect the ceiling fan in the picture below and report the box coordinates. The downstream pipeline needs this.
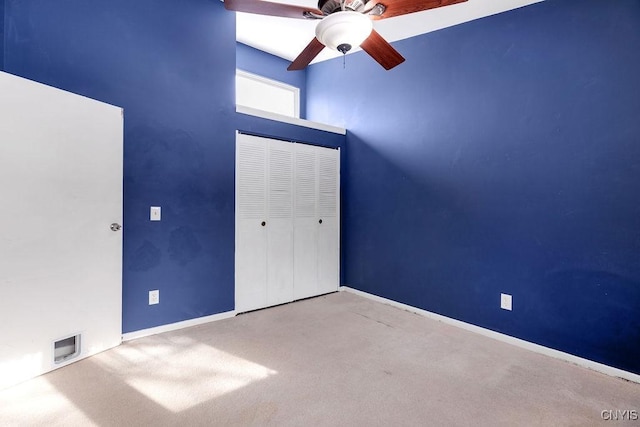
[225,0,468,71]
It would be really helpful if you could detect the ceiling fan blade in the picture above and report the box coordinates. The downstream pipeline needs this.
[288,38,325,71]
[224,0,322,19]
[360,30,405,70]
[366,0,468,20]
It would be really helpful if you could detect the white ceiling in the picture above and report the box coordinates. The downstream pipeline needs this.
[234,0,544,65]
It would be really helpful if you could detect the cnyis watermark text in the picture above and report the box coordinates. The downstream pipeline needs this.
[601,410,638,421]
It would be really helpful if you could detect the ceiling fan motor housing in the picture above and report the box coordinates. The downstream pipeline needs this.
[318,0,367,15]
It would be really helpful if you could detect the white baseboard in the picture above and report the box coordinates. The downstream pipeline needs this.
[340,286,640,384]
[122,310,237,342]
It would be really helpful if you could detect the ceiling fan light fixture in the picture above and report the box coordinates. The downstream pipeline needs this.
[315,11,373,54]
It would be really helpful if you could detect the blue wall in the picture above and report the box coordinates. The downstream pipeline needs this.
[307,0,640,374]
[1,0,4,70]
[4,0,237,333]
[237,42,307,118]
[3,0,344,333]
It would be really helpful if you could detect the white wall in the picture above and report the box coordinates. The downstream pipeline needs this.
[0,71,123,389]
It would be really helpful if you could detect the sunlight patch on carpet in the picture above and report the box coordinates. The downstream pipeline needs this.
[0,351,44,390]
[96,338,277,412]
[0,377,94,426]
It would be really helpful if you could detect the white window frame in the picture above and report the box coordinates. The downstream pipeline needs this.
[235,69,301,119]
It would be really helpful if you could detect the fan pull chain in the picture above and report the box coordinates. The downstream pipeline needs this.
[343,55,346,69]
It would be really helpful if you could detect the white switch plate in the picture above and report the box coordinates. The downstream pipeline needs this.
[150,206,161,221]
[149,290,159,305]
[500,293,512,311]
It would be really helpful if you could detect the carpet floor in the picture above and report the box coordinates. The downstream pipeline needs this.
[0,291,638,426]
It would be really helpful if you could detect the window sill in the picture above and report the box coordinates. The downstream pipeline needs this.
[236,105,346,135]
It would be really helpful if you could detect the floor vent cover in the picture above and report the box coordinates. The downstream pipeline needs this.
[54,334,81,364]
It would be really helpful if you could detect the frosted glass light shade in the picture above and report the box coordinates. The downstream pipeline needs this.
[315,11,373,52]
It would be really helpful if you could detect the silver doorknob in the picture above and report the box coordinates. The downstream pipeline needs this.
[110,223,122,232]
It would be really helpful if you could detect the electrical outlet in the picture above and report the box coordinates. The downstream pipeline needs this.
[150,206,161,221]
[149,290,160,305]
[500,293,512,311]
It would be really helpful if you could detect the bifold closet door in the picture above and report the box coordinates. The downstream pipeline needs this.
[293,144,319,300]
[236,135,268,312]
[293,144,340,300]
[236,132,339,312]
[235,133,294,312]
[316,147,340,295]
[265,140,294,307]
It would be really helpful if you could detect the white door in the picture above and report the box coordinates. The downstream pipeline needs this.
[265,140,294,306]
[0,71,123,389]
[236,133,295,311]
[293,143,319,300]
[294,144,340,299]
[317,147,340,294]
[236,133,339,312]
[235,135,268,312]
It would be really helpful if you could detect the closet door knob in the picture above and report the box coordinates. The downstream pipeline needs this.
[319,219,323,224]
[261,221,266,226]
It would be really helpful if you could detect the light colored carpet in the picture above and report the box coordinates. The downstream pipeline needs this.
[0,291,638,426]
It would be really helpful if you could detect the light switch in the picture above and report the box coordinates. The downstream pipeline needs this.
[150,206,161,221]
[500,293,512,311]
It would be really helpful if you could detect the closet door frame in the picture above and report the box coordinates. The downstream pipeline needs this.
[235,131,340,312]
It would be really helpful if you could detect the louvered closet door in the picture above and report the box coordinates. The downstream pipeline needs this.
[236,133,295,312]
[294,144,340,299]
[316,147,340,295]
[235,134,268,312]
[236,133,338,312]
[293,144,319,300]
[266,140,294,306]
